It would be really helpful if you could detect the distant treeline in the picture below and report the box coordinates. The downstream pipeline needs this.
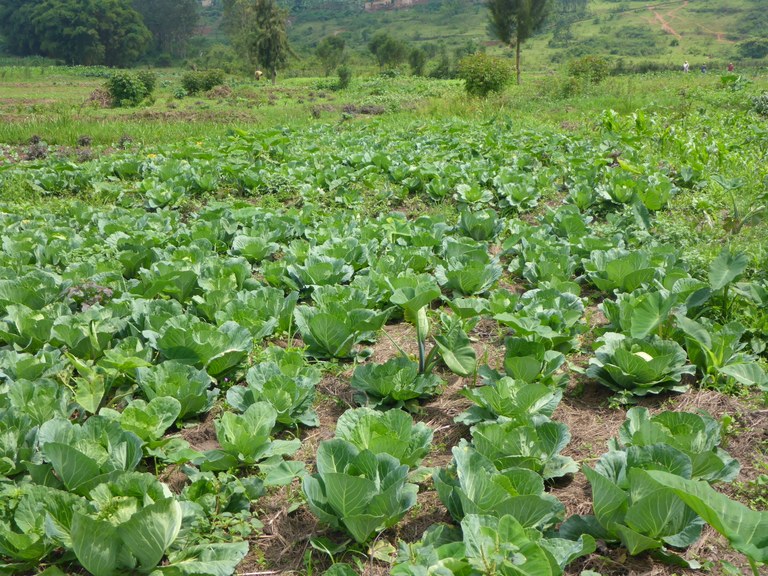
[0,0,199,66]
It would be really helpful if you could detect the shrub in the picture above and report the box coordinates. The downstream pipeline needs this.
[567,55,610,84]
[429,51,455,79]
[180,69,226,95]
[136,70,157,94]
[738,38,768,59]
[752,92,768,116]
[337,64,352,89]
[105,71,154,107]
[457,53,512,97]
[200,44,241,74]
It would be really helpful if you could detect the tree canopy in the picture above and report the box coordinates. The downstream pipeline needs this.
[316,35,345,76]
[368,31,408,69]
[0,0,152,66]
[224,0,294,83]
[132,0,199,59]
[487,0,549,84]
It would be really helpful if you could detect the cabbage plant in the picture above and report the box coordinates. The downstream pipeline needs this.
[495,288,584,353]
[434,441,564,529]
[201,402,300,471]
[457,208,503,241]
[560,464,704,561]
[457,376,562,426]
[334,407,433,467]
[137,360,218,421]
[226,347,320,427]
[350,356,443,408]
[584,248,658,294]
[644,471,768,574]
[470,418,578,480]
[601,288,680,340]
[302,438,418,544]
[587,333,694,401]
[676,315,768,390]
[503,337,567,387]
[144,315,252,377]
[392,515,594,576]
[37,416,144,496]
[293,286,389,359]
[434,254,502,297]
[611,407,740,483]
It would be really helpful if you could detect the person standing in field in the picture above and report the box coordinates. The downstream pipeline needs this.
[727,62,734,72]
[683,60,689,73]
[700,64,707,74]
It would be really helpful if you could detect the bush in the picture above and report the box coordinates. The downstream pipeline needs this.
[136,70,157,94]
[752,92,768,116]
[180,69,226,95]
[567,55,610,84]
[105,71,154,107]
[337,64,352,89]
[429,52,455,79]
[457,53,512,97]
[738,38,768,59]
[200,44,241,74]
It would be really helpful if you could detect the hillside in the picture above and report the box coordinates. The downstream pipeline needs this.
[284,0,768,73]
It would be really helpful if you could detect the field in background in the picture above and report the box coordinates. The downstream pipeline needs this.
[0,65,764,146]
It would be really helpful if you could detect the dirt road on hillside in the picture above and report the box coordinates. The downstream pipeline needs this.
[646,0,734,44]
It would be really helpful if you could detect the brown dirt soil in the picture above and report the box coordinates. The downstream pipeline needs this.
[125,109,259,122]
[179,406,221,452]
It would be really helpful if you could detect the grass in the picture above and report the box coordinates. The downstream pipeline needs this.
[3,64,762,147]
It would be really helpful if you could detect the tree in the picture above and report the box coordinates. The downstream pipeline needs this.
[224,0,293,84]
[0,0,151,65]
[487,0,549,84]
[408,47,427,76]
[316,35,345,76]
[0,0,43,57]
[368,31,408,69]
[738,38,768,59]
[132,0,199,59]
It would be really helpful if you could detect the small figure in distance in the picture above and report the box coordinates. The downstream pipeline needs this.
[254,70,263,81]
[700,64,707,74]
[683,60,689,73]
[727,62,734,72]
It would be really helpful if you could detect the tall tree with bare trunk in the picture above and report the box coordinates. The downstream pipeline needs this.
[487,0,549,84]
[224,0,294,84]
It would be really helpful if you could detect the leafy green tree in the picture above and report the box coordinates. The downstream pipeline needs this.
[487,0,549,84]
[409,47,427,76]
[368,31,408,69]
[738,38,768,59]
[316,35,345,76]
[0,0,42,56]
[0,0,150,65]
[224,0,293,84]
[132,0,199,58]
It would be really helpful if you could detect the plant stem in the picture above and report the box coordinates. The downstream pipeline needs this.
[380,328,409,361]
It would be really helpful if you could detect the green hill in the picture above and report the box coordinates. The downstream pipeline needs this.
[283,0,768,74]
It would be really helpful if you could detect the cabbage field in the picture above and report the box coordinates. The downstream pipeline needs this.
[1,75,768,576]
